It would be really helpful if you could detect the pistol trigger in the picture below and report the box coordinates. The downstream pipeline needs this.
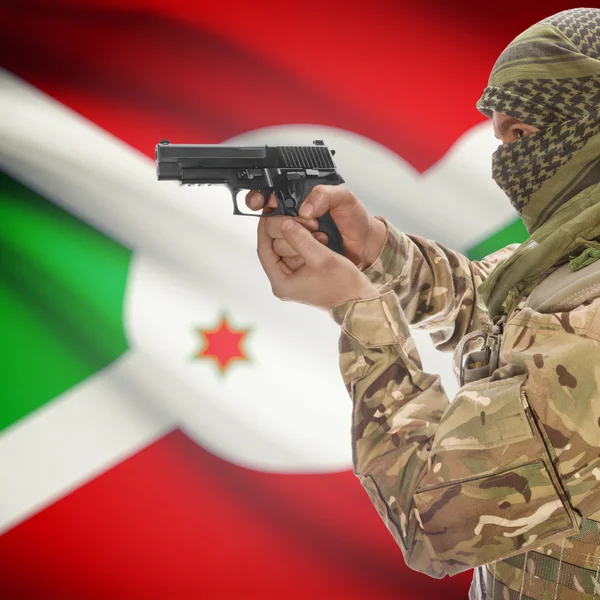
[256,188,279,216]
[270,189,291,216]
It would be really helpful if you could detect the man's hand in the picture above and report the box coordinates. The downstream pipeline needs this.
[258,216,379,310]
[246,185,387,271]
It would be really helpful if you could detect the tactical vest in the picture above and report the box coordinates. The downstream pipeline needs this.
[455,258,600,600]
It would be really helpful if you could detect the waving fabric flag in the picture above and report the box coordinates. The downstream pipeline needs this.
[0,2,579,598]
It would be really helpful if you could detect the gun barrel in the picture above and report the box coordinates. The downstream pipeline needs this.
[155,141,336,180]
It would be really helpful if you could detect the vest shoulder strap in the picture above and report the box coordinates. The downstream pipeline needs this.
[457,259,600,386]
[526,258,600,313]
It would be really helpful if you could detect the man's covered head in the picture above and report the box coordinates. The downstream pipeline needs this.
[476,8,600,233]
[478,8,600,126]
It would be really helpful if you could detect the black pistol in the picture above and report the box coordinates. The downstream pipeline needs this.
[155,140,345,255]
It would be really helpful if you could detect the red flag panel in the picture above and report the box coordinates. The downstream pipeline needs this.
[0,430,474,599]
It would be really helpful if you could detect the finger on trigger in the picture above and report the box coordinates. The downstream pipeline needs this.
[245,190,264,211]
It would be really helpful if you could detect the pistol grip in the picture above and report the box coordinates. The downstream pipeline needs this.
[294,179,345,256]
[316,211,344,256]
[259,179,345,256]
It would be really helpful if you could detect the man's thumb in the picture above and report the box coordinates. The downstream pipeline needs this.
[281,219,327,263]
[298,186,331,218]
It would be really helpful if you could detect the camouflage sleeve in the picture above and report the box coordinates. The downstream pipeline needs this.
[329,291,581,579]
[363,217,520,352]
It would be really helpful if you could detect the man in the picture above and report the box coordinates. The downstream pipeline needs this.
[247,8,600,599]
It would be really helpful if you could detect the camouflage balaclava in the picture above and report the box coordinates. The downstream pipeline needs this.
[476,8,600,319]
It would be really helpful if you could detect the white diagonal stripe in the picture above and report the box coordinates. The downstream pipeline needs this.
[0,352,176,534]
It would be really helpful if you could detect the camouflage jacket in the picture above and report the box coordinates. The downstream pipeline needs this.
[330,217,600,579]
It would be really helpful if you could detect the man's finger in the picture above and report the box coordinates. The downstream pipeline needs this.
[314,232,328,245]
[264,215,319,239]
[282,255,305,271]
[246,190,265,211]
[280,219,329,264]
[279,260,294,276]
[257,215,286,280]
[273,238,298,258]
[274,232,327,257]
[298,185,339,218]
[266,193,278,210]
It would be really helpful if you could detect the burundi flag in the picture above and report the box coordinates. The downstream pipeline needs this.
[0,2,567,598]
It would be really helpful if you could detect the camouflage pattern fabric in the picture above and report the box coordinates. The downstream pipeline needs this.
[477,181,600,321]
[329,217,600,597]
[481,524,600,599]
[472,519,600,600]
[474,8,600,320]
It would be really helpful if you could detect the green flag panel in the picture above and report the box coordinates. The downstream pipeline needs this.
[466,217,529,261]
[0,172,131,432]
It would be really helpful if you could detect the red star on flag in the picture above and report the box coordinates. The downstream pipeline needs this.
[196,315,251,374]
